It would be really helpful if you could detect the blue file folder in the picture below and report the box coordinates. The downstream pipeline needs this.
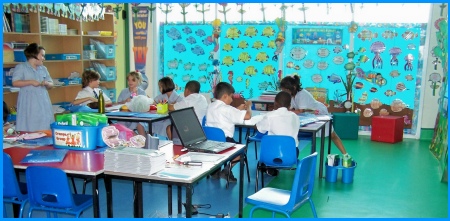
[20,149,69,163]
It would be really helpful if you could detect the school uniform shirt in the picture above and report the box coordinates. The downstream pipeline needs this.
[292,89,332,137]
[12,62,55,131]
[256,107,301,147]
[75,87,112,106]
[292,89,328,115]
[117,87,146,103]
[152,91,184,137]
[205,100,246,138]
[173,93,208,122]
[116,87,146,131]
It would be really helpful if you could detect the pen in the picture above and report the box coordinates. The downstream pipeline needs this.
[183,161,202,166]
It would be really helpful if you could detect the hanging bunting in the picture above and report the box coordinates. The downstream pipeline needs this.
[179,3,190,24]
[218,3,230,24]
[159,3,173,25]
[3,3,105,21]
[236,3,245,25]
[298,3,309,24]
[193,3,210,25]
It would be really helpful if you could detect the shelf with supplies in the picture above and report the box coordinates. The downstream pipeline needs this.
[3,10,116,108]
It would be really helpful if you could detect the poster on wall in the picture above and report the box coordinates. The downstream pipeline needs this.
[352,25,421,129]
[284,25,349,106]
[219,24,279,99]
[162,24,215,93]
[291,27,343,45]
[132,6,150,90]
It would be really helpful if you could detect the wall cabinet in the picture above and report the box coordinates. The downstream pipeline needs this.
[3,11,116,108]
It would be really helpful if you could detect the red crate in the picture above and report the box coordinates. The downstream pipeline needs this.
[371,116,404,143]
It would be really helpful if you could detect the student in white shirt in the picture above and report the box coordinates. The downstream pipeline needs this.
[206,82,252,182]
[256,91,300,176]
[280,75,350,158]
[169,80,208,122]
[73,70,112,106]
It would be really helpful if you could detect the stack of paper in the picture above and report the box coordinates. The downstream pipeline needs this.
[104,147,166,175]
[158,140,174,162]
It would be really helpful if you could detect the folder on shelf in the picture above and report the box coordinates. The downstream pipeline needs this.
[20,149,69,163]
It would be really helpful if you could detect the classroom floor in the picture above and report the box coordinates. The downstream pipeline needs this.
[5,131,448,218]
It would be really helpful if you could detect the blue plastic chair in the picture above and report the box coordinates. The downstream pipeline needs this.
[246,152,318,218]
[26,166,93,218]
[201,116,206,127]
[3,153,28,218]
[202,126,251,187]
[245,130,268,159]
[255,135,298,192]
[203,126,226,142]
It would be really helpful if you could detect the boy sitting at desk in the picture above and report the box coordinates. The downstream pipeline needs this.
[255,91,301,176]
[168,80,208,122]
[206,82,252,182]
[280,75,351,160]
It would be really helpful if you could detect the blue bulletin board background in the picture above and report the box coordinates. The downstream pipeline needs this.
[161,22,426,134]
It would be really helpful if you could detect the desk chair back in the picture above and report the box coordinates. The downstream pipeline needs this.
[246,152,318,218]
[202,126,226,142]
[246,131,268,159]
[255,135,298,191]
[3,153,28,218]
[26,166,93,218]
[260,135,297,167]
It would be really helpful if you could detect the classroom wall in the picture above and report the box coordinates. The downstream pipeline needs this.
[420,4,448,129]
[126,4,445,138]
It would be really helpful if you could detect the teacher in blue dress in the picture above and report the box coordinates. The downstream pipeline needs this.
[12,43,54,131]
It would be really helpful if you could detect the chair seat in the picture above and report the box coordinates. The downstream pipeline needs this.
[246,187,290,206]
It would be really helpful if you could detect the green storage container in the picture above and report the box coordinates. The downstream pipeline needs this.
[332,112,359,139]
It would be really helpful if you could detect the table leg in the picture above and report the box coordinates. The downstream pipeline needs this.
[105,176,113,218]
[238,127,243,143]
[185,185,193,218]
[168,185,172,217]
[178,186,182,214]
[133,181,143,218]
[148,122,152,135]
[239,152,244,218]
[319,126,326,179]
[328,119,332,155]
[92,177,100,218]
[311,133,317,154]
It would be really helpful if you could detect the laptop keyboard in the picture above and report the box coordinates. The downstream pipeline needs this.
[193,141,236,150]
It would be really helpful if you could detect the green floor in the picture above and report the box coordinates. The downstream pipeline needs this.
[243,135,448,218]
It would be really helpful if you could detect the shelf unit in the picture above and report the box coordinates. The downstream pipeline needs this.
[3,11,116,108]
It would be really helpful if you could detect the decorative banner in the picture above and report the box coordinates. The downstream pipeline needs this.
[292,27,343,45]
[132,6,150,90]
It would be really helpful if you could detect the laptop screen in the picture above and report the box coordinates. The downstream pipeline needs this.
[169,107,206,147]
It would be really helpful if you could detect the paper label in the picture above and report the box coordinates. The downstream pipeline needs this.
[54,129,84,148]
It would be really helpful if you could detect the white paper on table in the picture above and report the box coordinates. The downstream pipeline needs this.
[316,115,331,121]
[106,104,124,112]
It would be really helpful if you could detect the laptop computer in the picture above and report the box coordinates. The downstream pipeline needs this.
[169,107,236,154]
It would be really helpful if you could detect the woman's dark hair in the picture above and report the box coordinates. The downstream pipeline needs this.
[280,75,303,96]
[81,70,100,88]
[214,82,235,99]
[24,43,45,60]
[159,77,175,94]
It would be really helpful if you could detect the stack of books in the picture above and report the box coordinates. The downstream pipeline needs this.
[3,12,30,33]
[104,147,166,176]
[259,90,280,101]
